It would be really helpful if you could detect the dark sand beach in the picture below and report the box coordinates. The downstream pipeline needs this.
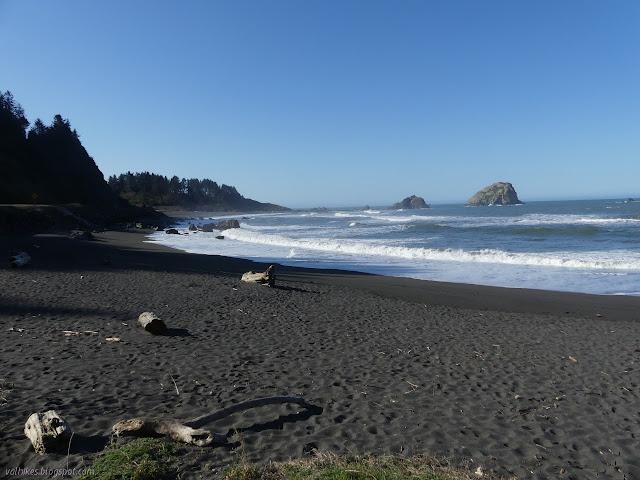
[1,230,639,479]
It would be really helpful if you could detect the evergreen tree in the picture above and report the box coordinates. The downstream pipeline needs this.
[0,90,29,150]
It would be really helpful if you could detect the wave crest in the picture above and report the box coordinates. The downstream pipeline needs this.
[221,228,640,270]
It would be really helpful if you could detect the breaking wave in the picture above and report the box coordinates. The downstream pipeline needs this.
[221,228,640,271]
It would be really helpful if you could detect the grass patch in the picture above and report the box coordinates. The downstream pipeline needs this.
[78,438,507,480]
[80,437,186,480]
[225,452,501,480]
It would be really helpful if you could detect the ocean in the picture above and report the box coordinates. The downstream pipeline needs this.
[147,199,640,296]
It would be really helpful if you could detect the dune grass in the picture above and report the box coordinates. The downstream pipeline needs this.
[80,437,506,480]
[224,452,494,480]
[80,438,186,480]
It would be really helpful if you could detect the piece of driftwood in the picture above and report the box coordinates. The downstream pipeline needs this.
[69,230,95,240]
[112,395,311,446]
[241,265,275,287]
[112,418,226,447]
[10,252,31,268]
[24,410,73,454]
[138,312,167,335]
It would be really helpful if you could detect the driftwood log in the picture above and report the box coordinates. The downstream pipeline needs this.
[241,265,275,287]
[69,230,95,241]
[10,252,31,268]
[112,395,311,446]
[24,410,73,454]
[138,312,167,335]
[112,418,226,447]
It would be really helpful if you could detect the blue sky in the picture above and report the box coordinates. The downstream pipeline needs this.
[1,0,638,208]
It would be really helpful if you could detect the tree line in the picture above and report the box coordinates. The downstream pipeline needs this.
[0,90,121,211]
[2,90,287,213]
[107,172,246,207]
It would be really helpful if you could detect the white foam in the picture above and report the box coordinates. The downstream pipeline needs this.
[334,212,372,218]
[368,213,640,228]
[220,228,640,271]
[147,205,640,296]
[253,210,640,230]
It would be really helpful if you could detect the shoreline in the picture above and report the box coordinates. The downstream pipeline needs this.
[1,229,639,479]
[143,230,640,322]
[6,226,639,320]
[152,203,640,300]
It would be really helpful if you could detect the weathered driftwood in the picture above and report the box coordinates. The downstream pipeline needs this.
[69,230,95,240]
[112,395,311,446]
[241,265,275,287]
[24,410,73,454]
[138,312,167,335]
[112,418,226,447]
[10,252,31,268]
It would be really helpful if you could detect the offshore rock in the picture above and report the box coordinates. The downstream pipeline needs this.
[392,195,429,209]
[216,219,240,230]
[201,219,240,232]
[466,182,523,206]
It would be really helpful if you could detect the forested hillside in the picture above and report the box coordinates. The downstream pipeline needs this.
[108,172,289,211]
[1,90,288,215]
[0,90,136,221]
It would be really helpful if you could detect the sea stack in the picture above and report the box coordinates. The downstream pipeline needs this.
[466,182,523,206]
[392,195,429,209]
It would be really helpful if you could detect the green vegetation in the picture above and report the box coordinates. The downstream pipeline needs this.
[1,91,119,208]
[80,438,186,480]
[108,171,247,208]
[1,90,286,217]
[107,171,289,211]
[224,454,492,480]
[224,453,490,480]
[79,440,502,480]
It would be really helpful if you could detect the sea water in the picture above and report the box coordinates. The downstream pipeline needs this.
[147,199,640,296]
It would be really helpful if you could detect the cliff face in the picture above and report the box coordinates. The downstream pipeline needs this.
[392,195,429,209]
[466,182,523,206]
